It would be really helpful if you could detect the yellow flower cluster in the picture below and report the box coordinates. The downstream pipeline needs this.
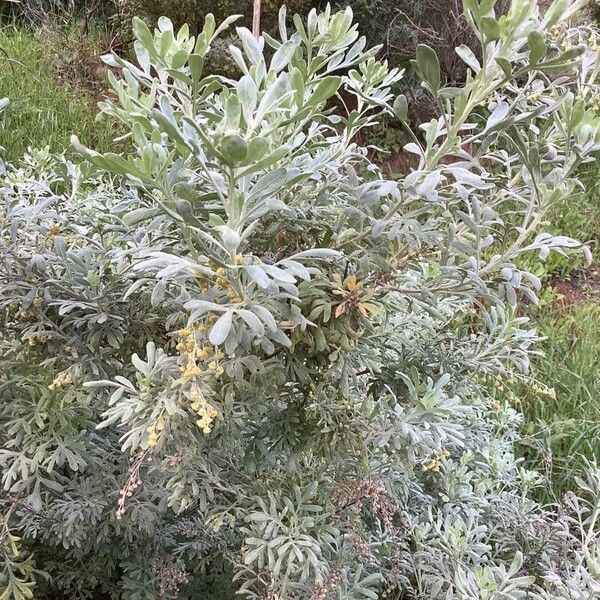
[210,257,246,302]
[176,325,207,352]
[49,371,73,390]
[226,289,242,303]
[176,325,225,383]
[189,386,219,434]
[174,323,224,434]
[147,417,165,447]
[27,334,43,347]
[527,92,542,104]
[213,266,241,302]
[193,269,210,292]
[560,40,576,53]
[45,223,62,248]
[180,363,203,382]
[208,362,224,377]
[487,373,515,389]
[531,382,557,399]
[548,24,564,38]
[195,256,245,294]
[422,449,450,473]
[215,267,229,289]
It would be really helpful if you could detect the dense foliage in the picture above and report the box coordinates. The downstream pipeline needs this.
[1,1,600,599]
[116,0,315,33]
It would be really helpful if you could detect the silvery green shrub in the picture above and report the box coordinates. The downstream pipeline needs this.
[2,2,600,599]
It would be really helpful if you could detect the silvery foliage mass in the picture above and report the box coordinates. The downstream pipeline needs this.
[1,1,600,598]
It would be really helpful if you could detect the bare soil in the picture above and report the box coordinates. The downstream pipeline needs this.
[551,267,600,308]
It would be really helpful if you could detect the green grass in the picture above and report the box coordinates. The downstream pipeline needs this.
[515,162,600,498]
[518,303,600,496]
[0,26,117,161]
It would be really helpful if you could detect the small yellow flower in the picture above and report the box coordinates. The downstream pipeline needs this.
[208,361,224,377]
[176,338,194,352]
[194,345,212,361]
[548,24,565,39]
[146,417,165,448]
[49,371,73,390]
[47,223,61,237]
[560,42,574,52]
[214,267,229,288]
[179,362,202,382]
[188,387,219,434]
[188,386,203,401]
[226,289,241,302]
[422,449,450,472]
[196,419,211,434]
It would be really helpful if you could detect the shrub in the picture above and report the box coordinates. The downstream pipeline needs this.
[333,0,466,76]
[114,0,315,38]
[113,0,316,77]
[1,2,600,599]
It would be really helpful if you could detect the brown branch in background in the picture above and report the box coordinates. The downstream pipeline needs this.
[252,0,261,39]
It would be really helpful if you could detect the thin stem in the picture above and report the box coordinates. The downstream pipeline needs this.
[252,0,261,40]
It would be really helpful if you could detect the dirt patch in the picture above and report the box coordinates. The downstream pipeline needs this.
[551,267,600,308]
